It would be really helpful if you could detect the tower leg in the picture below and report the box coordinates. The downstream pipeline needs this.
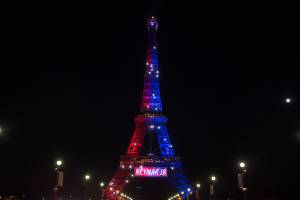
[106,170,131,200]
[170,169,193,200]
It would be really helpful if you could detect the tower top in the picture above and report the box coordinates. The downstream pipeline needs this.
[140,16,162,114]
[147,16,158,31]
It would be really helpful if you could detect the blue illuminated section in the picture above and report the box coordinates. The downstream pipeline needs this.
[141,17,162,114]
[170,171,194,199]
[149,116,175,157]
[156,123,175,156]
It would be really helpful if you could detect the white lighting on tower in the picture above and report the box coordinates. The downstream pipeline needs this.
[149,125,155,129]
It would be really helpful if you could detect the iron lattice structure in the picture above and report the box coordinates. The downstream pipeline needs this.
[106,17,193,200]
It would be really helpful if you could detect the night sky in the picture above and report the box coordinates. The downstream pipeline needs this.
[0,0,299,199]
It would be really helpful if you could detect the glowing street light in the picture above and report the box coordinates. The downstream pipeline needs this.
[239,162,246,168]
[285,97,292,104]
[56,160,62,167]
[84,174,91,181]
[211,176,216,182]
[196,183,201,188]
[100,182,105,187]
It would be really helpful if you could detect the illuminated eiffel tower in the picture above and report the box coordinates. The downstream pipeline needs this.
[105,17,193,200]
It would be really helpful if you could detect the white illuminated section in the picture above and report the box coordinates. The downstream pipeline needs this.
[149,125,155,129]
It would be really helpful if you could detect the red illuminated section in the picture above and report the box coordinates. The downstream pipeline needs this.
[134,166,168,177]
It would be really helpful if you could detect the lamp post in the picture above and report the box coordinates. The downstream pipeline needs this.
[210,176,216,200]
[53,160,63,200]
[99,182,105,200]
[84,174,91,200]
[186,188,191,200]
[195,183,201,200]
[238,162,247,200]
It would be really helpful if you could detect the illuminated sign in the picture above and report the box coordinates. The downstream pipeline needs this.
[134,166,168,177]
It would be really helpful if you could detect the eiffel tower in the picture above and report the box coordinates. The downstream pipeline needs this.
[106,17,193,200]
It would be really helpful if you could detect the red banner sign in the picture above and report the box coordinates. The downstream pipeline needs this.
[134,166,168,177]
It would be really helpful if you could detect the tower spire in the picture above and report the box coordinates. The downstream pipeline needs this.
[140,16,162,114]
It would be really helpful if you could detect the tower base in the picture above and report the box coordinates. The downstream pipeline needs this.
[105,155,193,200]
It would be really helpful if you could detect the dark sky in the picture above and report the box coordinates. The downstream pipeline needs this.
[0,0,299,199]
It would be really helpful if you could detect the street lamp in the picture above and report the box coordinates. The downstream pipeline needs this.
[210,176,216,200]
[53,159,64,200]
[238,162,247,200]
[84,174,91,200]
[100,182,105,200]
[195,183,201,199]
